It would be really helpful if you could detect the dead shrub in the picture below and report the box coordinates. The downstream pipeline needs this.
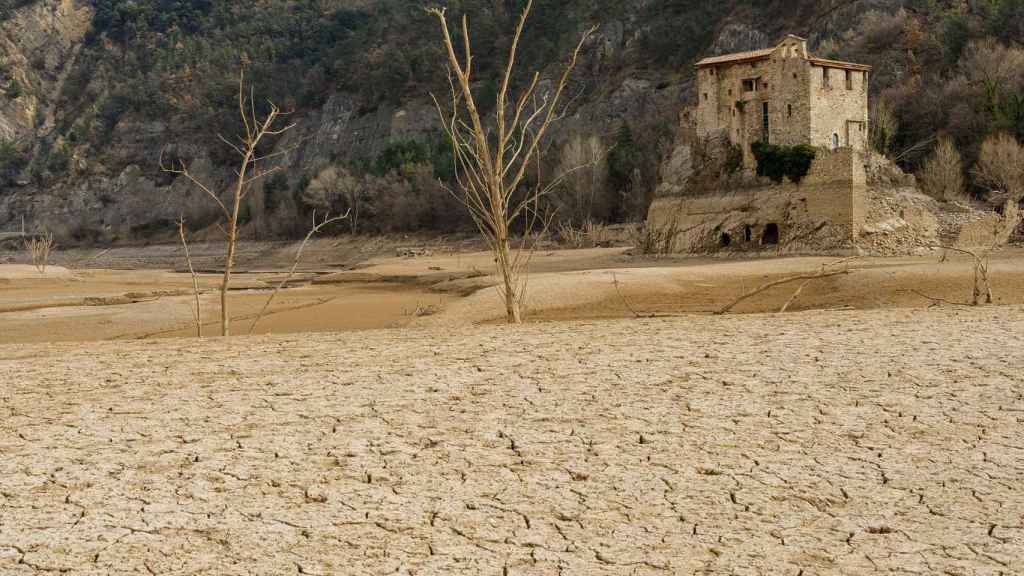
[557,221,586,248]
[919,136,967,203]
[973,133,1024,205]
[24,232,54,273]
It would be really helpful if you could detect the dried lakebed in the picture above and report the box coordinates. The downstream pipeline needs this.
[0,307,1022,574]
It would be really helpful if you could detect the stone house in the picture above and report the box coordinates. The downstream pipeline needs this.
[694,35,871,168]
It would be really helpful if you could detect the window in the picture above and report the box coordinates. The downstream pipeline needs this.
[787,104,793,117]
[762,102,769,143]
[832,133,840,149]
[728,88,733,96]
[743,78,757,92]
[703,93,708,101]
[822,68,831,88]
[845,70,853,90]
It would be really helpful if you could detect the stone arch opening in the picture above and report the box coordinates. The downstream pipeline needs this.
[719,232,732,247]
[744,225,753,242]
[762,223,780,245]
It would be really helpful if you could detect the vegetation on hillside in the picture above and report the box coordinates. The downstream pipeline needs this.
[4,0,1024,242]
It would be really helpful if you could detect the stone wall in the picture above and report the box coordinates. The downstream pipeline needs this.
[647,148,866,253]
[765,37,813,150]
[809,65,869,150]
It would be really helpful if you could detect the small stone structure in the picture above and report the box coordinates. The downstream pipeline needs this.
[649,148,867,253]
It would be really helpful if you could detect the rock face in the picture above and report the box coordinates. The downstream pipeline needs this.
[0,6,686,241]
[0,0,91,141]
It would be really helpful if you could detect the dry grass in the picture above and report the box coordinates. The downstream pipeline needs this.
[24,232,54,274]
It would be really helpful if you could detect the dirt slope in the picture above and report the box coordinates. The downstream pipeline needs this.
[1,307,1021,574]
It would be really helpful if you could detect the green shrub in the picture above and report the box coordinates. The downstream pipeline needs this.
[750,142,817,184]
[374,140,430,176]
[3,79,20,99]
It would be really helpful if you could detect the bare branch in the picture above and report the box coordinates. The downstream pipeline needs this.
[248,211,349,335]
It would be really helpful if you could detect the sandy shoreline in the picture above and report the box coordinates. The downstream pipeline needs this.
[4,246,1024,344]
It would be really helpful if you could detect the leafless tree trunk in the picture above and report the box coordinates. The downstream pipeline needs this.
[177,217,203,338]
[162,67,295,337]
[427,2,597,324]
[907,245,996,307]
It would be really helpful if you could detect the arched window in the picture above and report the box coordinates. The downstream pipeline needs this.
[832,133,840,150]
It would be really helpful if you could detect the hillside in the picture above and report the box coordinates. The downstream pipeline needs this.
[0,0,1022,243]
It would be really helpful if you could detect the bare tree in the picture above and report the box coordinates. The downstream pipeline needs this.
[918,136,966,203]
[910,246,995,307]
[973,133,1024,205]
[960,40,1024,120]
[162,68,295,337]
[177,217,203,338]
[427,2,597,324]
[24,232,54,274]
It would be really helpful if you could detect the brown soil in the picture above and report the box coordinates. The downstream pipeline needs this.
[1,308,1021,574]
[3,245,1024,344]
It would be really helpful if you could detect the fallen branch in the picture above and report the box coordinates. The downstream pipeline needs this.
[779,279,813,313]
[610,272,658,319]
[717,269,851,315]
[778,257,859,313]
[248,211,347,335]
[903,289,973,308]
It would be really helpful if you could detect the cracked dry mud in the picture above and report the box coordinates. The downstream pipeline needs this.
[1,307,1022,575]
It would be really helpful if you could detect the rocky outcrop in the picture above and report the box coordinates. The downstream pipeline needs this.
[0,0,92,142]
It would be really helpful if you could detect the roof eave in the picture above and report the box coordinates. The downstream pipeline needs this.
[694,54,771,68]
[807,58,873,72]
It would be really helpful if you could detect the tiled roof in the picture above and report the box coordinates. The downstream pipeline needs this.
[694,37,872,71]
[807,57,872,71]
[695,48,773,67]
